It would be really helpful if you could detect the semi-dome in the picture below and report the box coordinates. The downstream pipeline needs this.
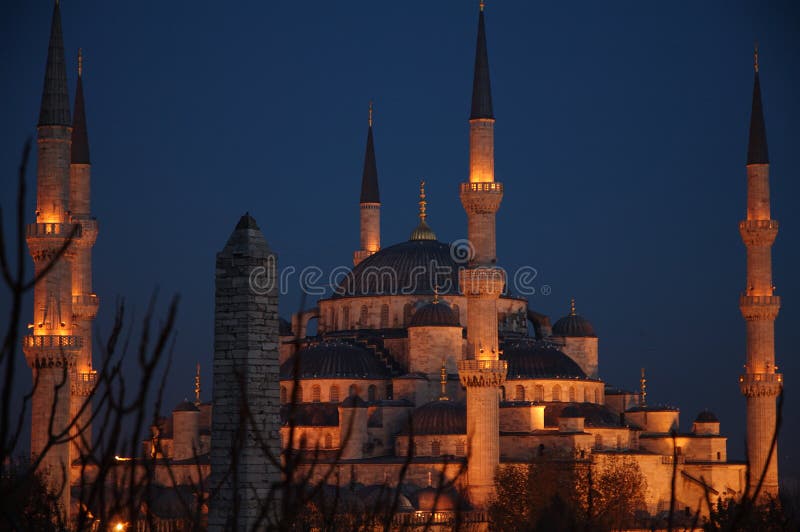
[409,300,460,327]
[337,239,460,297]
[552,299,596,337]
[695,410,719,423]
[502,340,588,379]
[406,401,466,435]
[279,342,390,380]
[173,400,199,413]
[559,405,583,418]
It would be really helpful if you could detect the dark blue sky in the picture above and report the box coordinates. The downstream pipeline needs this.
[2,1,799,478]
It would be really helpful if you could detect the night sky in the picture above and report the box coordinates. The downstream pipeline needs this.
[2,2,799,481]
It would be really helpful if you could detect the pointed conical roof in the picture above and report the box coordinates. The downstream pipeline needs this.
[747,68,769,165]
[71,53,90,164]
[470,7,494,120]
[360,124,380,203]
[219,212,272,258]
[38,1,71,127]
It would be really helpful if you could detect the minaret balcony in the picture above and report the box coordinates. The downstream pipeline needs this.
[72,371,97,397]
[26,222,80,239]
[23,335,81,368]
[460,182,503,215]
[739,295,780,321]
[739,219,778,247]
[72,218,98,247]
[458,359,507,387]
[739,372,783,397]
[73,294,99,319]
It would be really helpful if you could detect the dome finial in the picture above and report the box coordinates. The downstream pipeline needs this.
[640,367,647,407]
[194,362,201,406]
[432,284,440,304]
[419,180,427,222]
[368,100,373,127]
[569,297,576,316]
[754,41,759,73]
[479,0,486,12]
[439,359,449,401]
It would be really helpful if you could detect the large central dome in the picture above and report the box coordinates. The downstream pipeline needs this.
[337,239,461,297]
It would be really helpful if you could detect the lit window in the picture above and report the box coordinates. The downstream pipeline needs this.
[380,304,389,328]
[515,385,525,401]
[330,385,340,403]
[431,440,441,456]
[534,385,544,402]
[552,385,562,402]
[312,385,321,403]
[569,386,576,402]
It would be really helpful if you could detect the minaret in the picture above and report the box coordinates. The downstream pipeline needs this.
[69,47,100,460]
[23,0,78,518]
[353,102,381,266]
[457,2,507,508]
[738,45,781,497]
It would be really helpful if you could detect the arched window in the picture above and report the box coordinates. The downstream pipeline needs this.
[349,383,358,398]
[360,305,369,327]
[280,386,287,404]
[515,385,525,401]
[329,308,336,330]
[368,384,377,402]
[594,434,603,449]
[330,385,340,403]
[312,385,321,403]
[534,385,544,402]
[594,389,600,404]
[569,386,576,402]
[456,440,465,456]
[325,433,333,449]
[583,388,589,403]
[296,385,303,403]
[342,306,350,330]
[616,435,623,450]
[499,386,506,401]
[380,304,389,328]
[431,440,441,456]
[552,385,562,402]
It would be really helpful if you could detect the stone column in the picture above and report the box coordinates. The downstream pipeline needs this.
[209,214,282,530]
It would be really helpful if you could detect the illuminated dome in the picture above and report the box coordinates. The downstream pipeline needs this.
[502,340,587,379]
[405,401,466,435]
[279,342,390,380]
[337,239,460,297]
[409,300,459,327]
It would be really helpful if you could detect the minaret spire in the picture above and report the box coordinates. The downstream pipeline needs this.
[195,363,202,406]
[39,0,71,127]
[71,49,91,165]
[739,45,781,498]
[353,102,382,265]
[747,43,769,165]
[470,2,493,120]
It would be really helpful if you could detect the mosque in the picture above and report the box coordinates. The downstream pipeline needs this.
[23,0,782,527]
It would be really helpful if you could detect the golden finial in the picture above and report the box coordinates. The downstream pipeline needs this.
[754,42,759,73]
[194,363,201,406]
[439,359,449,401]
[77,48,83,77]
[640,367,647,407]
[569,297,576,316]
[418,180,427,222]
[479,0,486,12]
[432,284,440,304]
[368,100,373,127]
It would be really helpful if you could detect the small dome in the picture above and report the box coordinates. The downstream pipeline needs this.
[406,401,466,435]
[559,405,583,418]
[552,299,596,337]
[410,220,437,241]
[173,400,199,413]
[695,410,719,423]
[279,342,390,380]
[502,340,588,379]
[410,301,459,327]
